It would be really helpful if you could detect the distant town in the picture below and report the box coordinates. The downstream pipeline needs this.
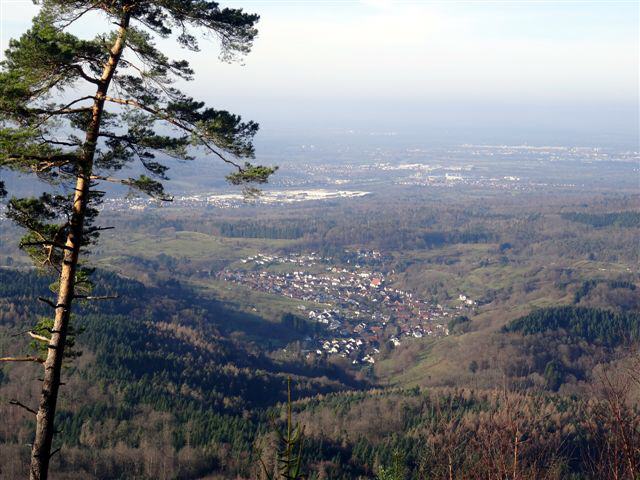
[220,250,476,365]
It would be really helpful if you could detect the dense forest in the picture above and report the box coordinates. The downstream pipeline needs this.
[561,211,640,228]
[504,306,640,346]
[0,269,359,478]
[2,282,638,480]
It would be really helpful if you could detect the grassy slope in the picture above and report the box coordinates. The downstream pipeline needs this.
[94,230,335,351]
[377,238,637,389]
[96,230,296,266]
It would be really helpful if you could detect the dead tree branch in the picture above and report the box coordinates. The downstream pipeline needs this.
[0,356,44,364]
[9,399,37,415]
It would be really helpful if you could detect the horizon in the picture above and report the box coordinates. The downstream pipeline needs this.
[1,0,638,147]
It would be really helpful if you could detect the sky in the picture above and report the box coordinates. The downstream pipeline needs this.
[1,0,638,146]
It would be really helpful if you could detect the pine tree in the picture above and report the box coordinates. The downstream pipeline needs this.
[376,450,407,480]
[261,378,306,480]
[0,2,274,479]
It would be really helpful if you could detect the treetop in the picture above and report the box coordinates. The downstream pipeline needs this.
[1,0,273,201]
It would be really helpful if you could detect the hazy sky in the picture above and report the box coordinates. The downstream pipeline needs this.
[1,1,638,145]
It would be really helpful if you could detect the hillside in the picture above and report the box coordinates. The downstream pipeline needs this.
[1,191,638,478]
[0,269,360,478]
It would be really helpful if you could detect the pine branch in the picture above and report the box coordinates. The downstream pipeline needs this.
[37,297,58,309]
[74,294,118,301]
[103,96,244,170]
[54,4,99,31]
[29,95,96,117]
[37,138,81,148]
[70,65,101,85]
[4,154,75,170]
[10,330,33,338]
[84,226,115,233]
[118,59,187,100]
[0,356,45,364]
[28,331,52,343]
[9,399,37,415]
[90,174,172,200]
[20,241,72,251]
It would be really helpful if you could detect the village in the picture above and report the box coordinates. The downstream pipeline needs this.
[220,250,476,365]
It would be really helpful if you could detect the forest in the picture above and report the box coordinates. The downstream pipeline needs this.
[1,266,638,479]
[503,306,640,346]
[1,190,638,478]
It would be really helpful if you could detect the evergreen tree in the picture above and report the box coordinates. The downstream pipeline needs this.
[376,450,406,480]
[0,2,274,479]
[261,378,306,480]
[543,360,564,392]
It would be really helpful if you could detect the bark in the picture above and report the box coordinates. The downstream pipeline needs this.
[28,8,132,480]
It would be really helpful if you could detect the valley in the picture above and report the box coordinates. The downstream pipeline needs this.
[0,142,638,479]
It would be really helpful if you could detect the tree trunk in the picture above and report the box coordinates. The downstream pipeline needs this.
[29,9,131,480]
